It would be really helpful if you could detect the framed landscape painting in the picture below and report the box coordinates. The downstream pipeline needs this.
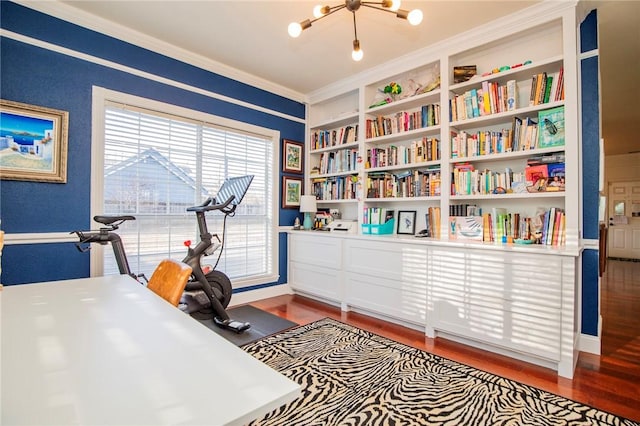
[282,176,302,209]
[0,99,69,183]
[282,139,303,174]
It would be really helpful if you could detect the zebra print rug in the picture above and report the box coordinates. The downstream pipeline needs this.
[242,318,637,426]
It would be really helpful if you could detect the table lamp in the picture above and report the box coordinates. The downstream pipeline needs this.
[299,195,317,230]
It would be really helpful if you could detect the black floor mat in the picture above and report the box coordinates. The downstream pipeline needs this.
[195,304,298,346]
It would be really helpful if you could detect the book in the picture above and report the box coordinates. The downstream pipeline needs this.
[506,80,517,111]
[525,164,549,184]
[449,216,483,241]
[538,106,565,148]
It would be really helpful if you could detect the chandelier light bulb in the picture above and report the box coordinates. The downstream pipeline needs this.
[389,0,401,11]
[352,40,363,61]
[407,9,423,26]
[313,5,328,18]
[288,22,303,37]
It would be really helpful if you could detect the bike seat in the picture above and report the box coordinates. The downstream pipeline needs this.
[93,215,136,225]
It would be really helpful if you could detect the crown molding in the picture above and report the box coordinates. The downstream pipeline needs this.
[13,0,307,104]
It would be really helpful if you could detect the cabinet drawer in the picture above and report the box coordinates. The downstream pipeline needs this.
[431,298,561,361]
[289,261,341,302]
[429,248,562,309]
[344,272,426,325]
[289,233,342,269]
[345,239,427,282]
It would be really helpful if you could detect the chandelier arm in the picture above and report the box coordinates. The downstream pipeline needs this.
[309,4,347,25]
[352,10,359,41]
[360,3,401,15]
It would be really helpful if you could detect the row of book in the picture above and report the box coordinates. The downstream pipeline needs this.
[482,207,565,246]
[365,137,440,168]
[450,203,480,217]
[314,148,359,175]
[311,124,358,150]
[449,207,565,246]
[362,207,395,225]
[450,106,565,159]
[451,129,517,158]
[366,168,441,199]
[449,69,565,123]
[450,80,517,122]
[424,207,442,238]
[311,175,357,201]
[365,104,440,139]
[530,69,564,106]
[451,164,526,196]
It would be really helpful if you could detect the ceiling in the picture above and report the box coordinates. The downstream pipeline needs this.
[25,0,640,156]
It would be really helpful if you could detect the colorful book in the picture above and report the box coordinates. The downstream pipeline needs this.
[538,106,565,148]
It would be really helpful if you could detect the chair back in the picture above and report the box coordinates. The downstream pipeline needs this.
[147,259,192,306]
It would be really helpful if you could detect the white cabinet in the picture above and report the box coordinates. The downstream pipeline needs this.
[288,232,342,303]
[288,231,578,377]
[427,247,567,361]
[343,239,428,326]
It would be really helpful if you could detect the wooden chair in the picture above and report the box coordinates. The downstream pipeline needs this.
[146,259,193,306]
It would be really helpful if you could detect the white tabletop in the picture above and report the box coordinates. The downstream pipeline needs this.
[1,275,300,425]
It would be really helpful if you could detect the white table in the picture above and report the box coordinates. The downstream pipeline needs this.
[1,275,300,425]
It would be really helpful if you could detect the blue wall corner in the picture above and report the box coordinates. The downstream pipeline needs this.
[581,249,600,336]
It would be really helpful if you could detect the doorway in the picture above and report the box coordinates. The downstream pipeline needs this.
[607,181,640,260]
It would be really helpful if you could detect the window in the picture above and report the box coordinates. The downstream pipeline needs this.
[92,88,278,287]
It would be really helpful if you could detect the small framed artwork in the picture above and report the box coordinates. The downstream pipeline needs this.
[282,139,304,174]
[0,99,69,183]
[397,210,417,235]
[282,176,303,209]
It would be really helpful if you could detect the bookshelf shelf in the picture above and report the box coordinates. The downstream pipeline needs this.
[310,141,359,155]
[450,191,565,201]
[364,125,441,145]
[364,196,441,203]
[450,146,565,163]
[366,89,441,116]
[310,111,359,130]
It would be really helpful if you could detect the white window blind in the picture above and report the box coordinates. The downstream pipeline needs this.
[102,102,274,286]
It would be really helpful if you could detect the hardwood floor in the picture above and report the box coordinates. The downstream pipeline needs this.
[250,259,640,422]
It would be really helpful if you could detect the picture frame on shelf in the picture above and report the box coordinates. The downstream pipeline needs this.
[397,210,417,235]
[282,176,303,209]
[0,99,69,183]
[282,139,304,174]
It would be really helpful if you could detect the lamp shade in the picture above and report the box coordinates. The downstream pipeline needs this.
[299,195,318,213]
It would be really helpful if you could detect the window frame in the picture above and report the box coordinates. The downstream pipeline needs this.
[91,86,280,287]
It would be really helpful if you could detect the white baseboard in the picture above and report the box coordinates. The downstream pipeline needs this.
[578,315,602,355]
[229,283,293,306]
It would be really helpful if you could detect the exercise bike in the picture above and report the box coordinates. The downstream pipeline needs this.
[73,174,254,333]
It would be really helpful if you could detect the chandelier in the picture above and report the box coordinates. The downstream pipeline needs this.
[288,0,423,61]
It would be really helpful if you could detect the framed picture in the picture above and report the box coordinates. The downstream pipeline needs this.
[0,99,69,183]
[397,210,417,235]
[282,139,304,174]
[282,176,303,209]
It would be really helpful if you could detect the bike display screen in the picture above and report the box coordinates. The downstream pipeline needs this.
[215,175,254,205]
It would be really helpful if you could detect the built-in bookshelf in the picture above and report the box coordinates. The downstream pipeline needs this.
[296,2,581,378]
[304,4,577,248]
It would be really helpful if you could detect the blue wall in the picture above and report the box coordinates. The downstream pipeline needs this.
[0,2,305,285]
[580,9,600,337]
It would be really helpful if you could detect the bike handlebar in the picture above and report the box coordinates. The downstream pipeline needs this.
[186,195,236,214]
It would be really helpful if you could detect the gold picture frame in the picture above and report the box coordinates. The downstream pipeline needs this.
[282,139,304,174]
[0,99,69,183]
[282,176,302,209]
